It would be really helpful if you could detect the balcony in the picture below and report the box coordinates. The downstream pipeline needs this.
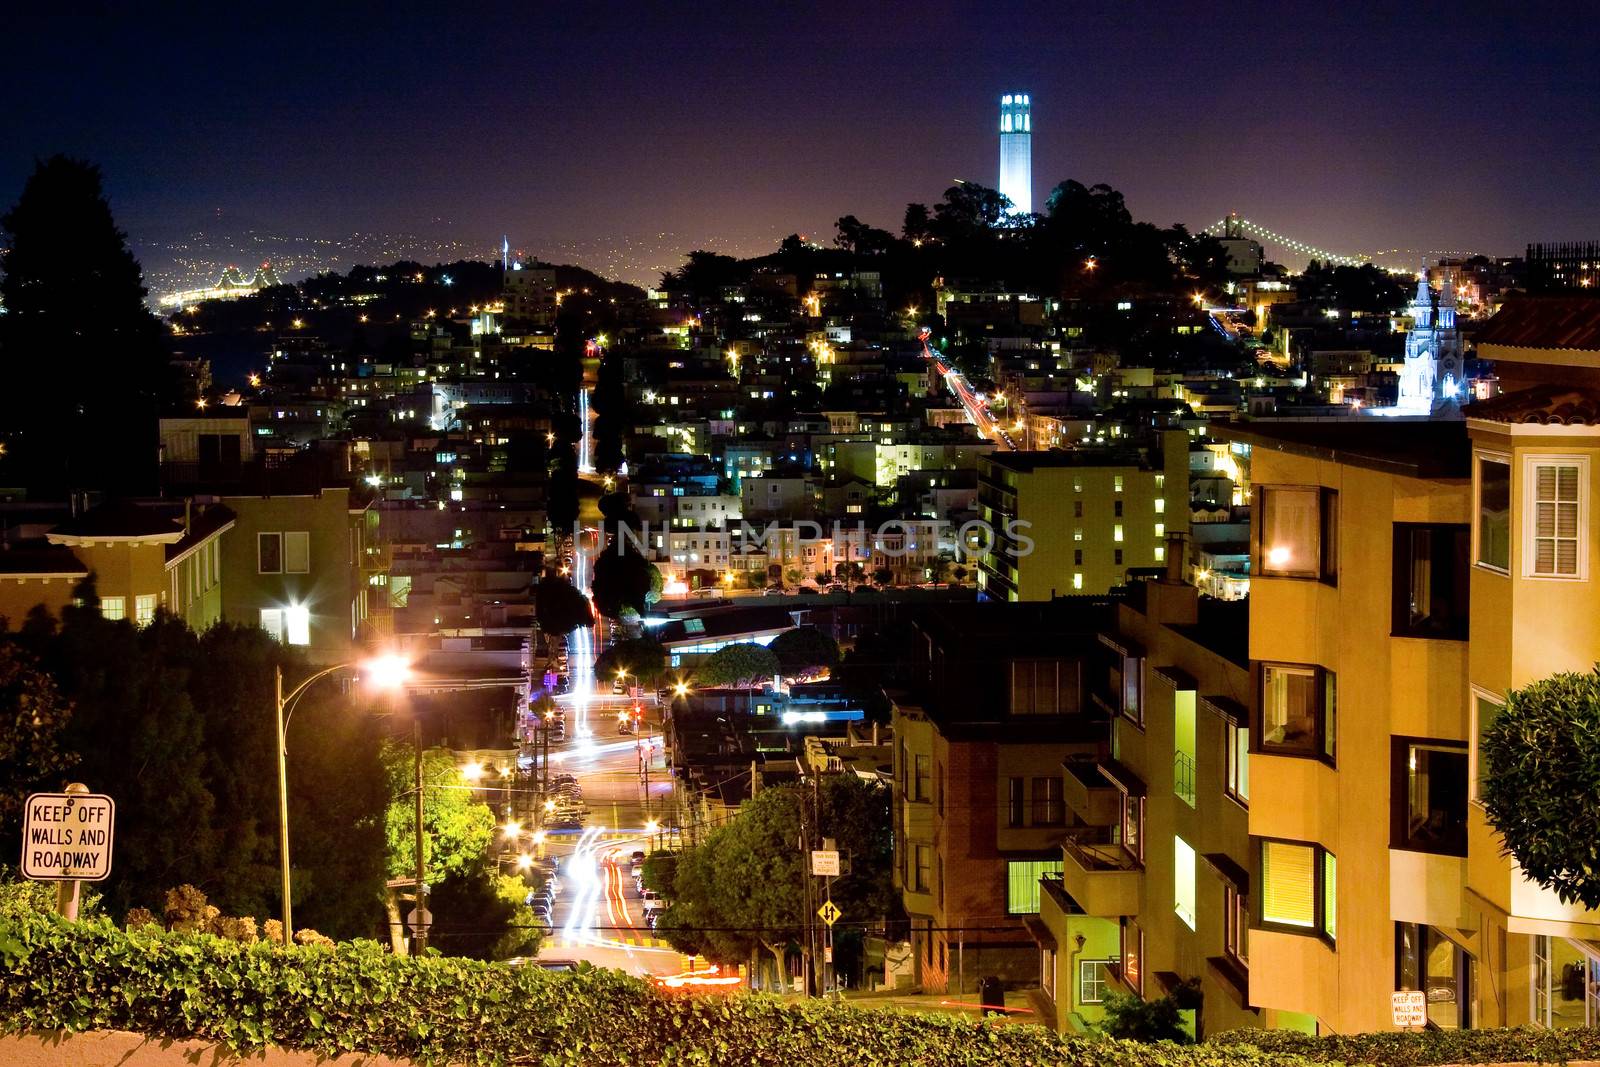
[1059,826,1142,917]
[1173,750,1196,807]
[1063,761,1120,826]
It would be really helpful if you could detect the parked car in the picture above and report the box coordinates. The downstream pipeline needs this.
[639,889,663,913]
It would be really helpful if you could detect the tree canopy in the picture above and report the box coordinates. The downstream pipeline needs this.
[590,540,657,619]
[767,626,840,676]
[1480,668,1600,909]
[692,642,780,688]
[535,573,593,636]
[6,600,387,937]
[594,638,669,689]
[655,777,894,988]
[0,642,77,848]
[0,156,173,494]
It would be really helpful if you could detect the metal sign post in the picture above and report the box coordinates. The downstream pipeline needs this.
[21,783,115,922]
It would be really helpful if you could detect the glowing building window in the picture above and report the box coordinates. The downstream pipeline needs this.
[285,606,311,647]
[1260,486,1336,582]
[100,596,126,622]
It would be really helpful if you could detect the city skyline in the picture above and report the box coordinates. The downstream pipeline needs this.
[6,2,1599,290]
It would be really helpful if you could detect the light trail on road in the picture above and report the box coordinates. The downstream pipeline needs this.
[918,327,1017,450]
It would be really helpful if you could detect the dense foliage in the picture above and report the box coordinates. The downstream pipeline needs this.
[768,626,841,675]
[0,156,174,494]
[692,642,781,688]
[0,907,1319,1067]
[1479,668,1600,908]
[534,573,593,636]
[654,777,894,989]
[594,638,669,689]
[5,600,387,938]
[1212,1024,1600,1065]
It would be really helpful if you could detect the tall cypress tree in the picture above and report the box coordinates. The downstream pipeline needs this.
[0,156,171,495]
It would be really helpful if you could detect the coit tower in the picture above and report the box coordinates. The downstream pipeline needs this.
[998,93,1032,215]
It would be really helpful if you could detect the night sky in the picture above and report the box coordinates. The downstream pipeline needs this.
[5,2,1599,280]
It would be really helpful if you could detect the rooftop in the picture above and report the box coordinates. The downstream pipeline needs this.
[1464,383,1600,427]
[48,501,185,541]
[1474,296,1600,353]
[982,449,1150,473]
[1211,420,1471,480]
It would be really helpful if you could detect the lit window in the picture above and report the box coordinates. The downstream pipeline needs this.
[1155,498,1165,514]
[1072,573,1083,590]
[1175,837,1196,930]
[1225,720,1250,804]
[1113,475,1124,492]
[1260,663,1335,761]
[1074,527,1084,541]
[1079,959,1114,1005]
[135,595,158,627]
[1155,523,1165,538]
[1260,486,1336,580]
[1261,840,1316,929]
[259,608,284,642]
[1113,524,1123,542]
[100,596,126,622]
[285,606,311,646]
[1006,859,1063,915]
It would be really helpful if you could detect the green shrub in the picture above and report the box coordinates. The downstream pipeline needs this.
[0,907,1312,1066]
[1212,1024,1600,1065]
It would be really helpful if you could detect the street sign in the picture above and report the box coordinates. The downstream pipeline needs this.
[811,849,840,877]
[817,900,841,926]
[1391,989,1427,1028]
[21,792,114,882]
[407,905,432,935]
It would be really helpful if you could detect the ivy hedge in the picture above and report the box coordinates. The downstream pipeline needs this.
[1212,1025,1600,1065]
[0,909,1302,1066]
[6,910,1600,1066]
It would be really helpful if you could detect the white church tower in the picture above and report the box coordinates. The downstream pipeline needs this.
[998,93,1032,215]
[1396,267,1464,414]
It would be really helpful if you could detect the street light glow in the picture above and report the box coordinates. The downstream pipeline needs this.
[516,853,533,870]
[502,820,521,836]
[362,654,411,690]
[644,819,659,835]
[461,761,484,782]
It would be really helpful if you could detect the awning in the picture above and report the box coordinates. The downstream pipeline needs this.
[1098,758,1147,797]
[1201,694,1247,725]
[1098,632,1145,659]
[1153,666,1198,692]
[1202,852,1250,892]
[1022,915,1057,950]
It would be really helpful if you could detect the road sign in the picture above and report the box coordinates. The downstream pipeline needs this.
[1391,989,1427,1028]
[811,849,840,876]
[407,905,432,935]
[817,900,841,926]
[21,792,115,882]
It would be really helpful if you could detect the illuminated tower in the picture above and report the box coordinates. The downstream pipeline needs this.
[998,93,1032,215]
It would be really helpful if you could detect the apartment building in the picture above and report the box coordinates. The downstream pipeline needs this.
[1463,300,1600,1031]
[978,430,1189,599]
[889,603,1110,995]
[220,488,375,663]
[1214,419,1475,1035]
[1033,552,1256,1037]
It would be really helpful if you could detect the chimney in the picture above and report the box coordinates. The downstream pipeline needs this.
[1164,530,1188,584]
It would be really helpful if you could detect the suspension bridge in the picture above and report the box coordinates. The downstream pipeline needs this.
[1200,215,1479,274]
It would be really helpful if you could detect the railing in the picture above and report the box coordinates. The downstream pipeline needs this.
[1174,750,1197,808]
[1061,826,1140,872]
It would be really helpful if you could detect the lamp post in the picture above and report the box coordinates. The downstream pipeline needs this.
[274,653,409,944]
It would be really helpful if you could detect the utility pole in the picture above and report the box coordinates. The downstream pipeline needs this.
[412,712,428,956]
[275,667,293,942]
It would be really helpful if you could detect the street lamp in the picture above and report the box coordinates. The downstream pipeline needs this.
[274,653,410,944]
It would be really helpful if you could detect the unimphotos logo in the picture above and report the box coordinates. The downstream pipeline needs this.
[581,519,1036,560]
